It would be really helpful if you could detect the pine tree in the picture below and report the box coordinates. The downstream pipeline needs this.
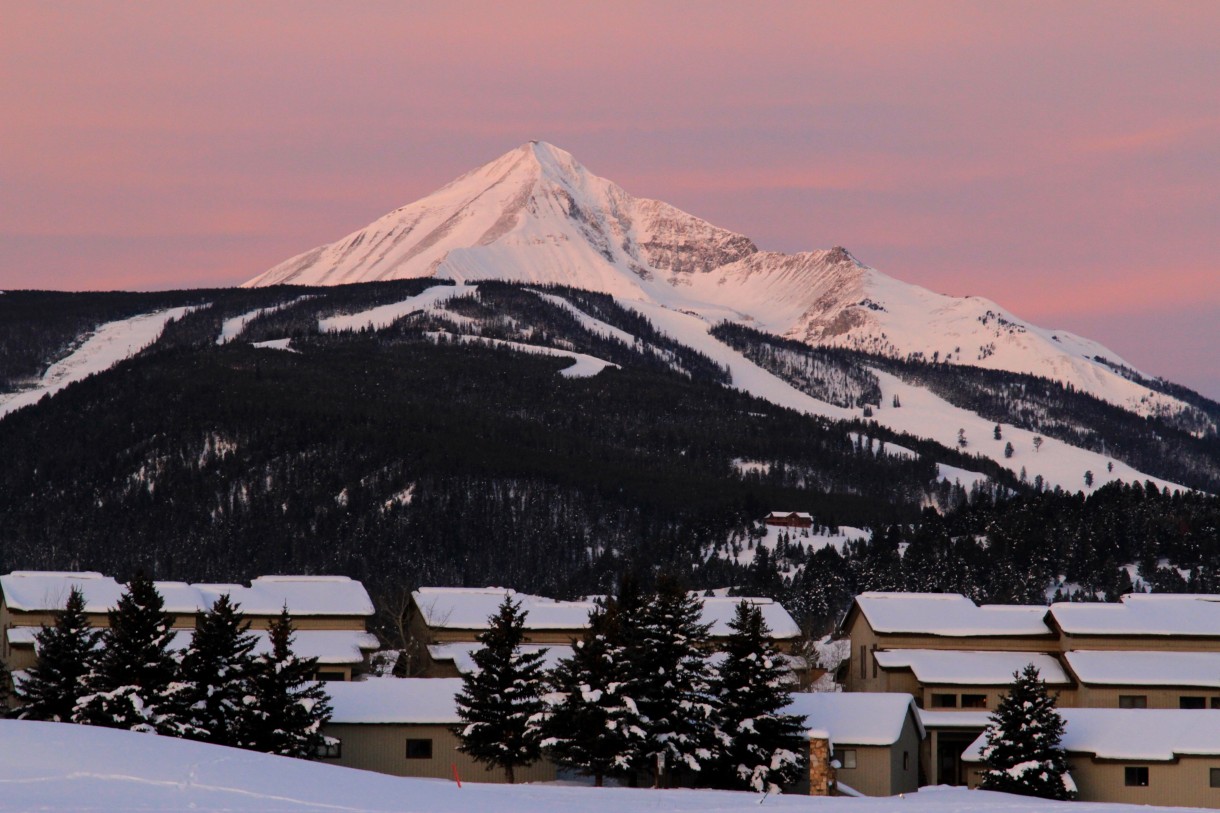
[713,601,806,793]
[178,594,257,746]
[241,607,332,758]
[980,664,1075,800]
[455,596,548,783]
[15,587,99,721]
[619,576,719,788]
[73,573,189,735]
[541,603,638,786]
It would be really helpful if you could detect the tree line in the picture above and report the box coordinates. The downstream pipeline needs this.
[7,574,332,759]
[456,577,807,792]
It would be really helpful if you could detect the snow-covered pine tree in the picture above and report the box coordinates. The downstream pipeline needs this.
[455,595,548,784]
[541,603,639,786]
[713,601,806,793]
[15,586,99,721]
[979,664,1075,800]
[240,606,332,758]
[619,576,718,788]
[73,573,189,735]
[177,593,257,746]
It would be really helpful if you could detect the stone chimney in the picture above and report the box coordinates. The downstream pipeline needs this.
[807,729,835,796]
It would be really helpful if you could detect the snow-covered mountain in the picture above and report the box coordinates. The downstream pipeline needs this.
[245,141,1194,423]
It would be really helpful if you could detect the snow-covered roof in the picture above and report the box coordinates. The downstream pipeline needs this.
[0,572,373,618]
[964,708,1220,763]
[851,593,1052,637]
[1051,593,1220,637]
[916,710,993,729]
[783,692,923,746]
[413,587,597,630]
[325,678,463,725]
[766,511,812,520]
[428,642,573,675]
[0,572,127,614]
[872,649,1069,685]
[1065,650,1220,687]
[700,597,801,639]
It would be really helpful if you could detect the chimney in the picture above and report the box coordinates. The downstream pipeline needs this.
[807,729,835,796]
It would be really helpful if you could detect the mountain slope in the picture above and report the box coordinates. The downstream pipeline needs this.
[244,142,1207,430]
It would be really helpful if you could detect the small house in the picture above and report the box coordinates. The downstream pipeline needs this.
[765,512,814,529]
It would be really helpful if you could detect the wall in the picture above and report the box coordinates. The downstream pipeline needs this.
[320,722,557,784]
[968,756,1220,809]
[1074,685,1220,709]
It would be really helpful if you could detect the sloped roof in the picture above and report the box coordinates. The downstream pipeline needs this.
[964,708,1220,762]
[784,692,924,746]
[1051,593,1220,637]
[427,642,573,675]
[700,597,801,639]
[873,649,1069,685]
[1,571,373,618]
[852,592,1051,637]
[1065,650,1220,687]
[326,678,464,724]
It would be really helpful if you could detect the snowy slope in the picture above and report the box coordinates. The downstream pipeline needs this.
[0,307,194,419]
[243,142,1199,425]
[0,720,1206,812]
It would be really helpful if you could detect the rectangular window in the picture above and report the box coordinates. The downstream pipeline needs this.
[860,646,867,680]
[872,645,877,679]
[837,749,857,769]
[316,739,341,759]
[903,750,910,771]
[1211,698,1220,710]
[961,694,988,709]
[1125,766,1149,787]
[1210,768,1220,788]
[1119,695,1148,709]
[315,671,346,682]
[406,738,434,760]
[931,693,958,708]
[1181,696,1206,710]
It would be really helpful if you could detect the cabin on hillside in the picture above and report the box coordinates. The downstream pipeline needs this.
[0,571,378,687]
[765,511,814,529]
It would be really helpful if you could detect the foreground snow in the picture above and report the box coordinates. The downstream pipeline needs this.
[0,721,1208,812]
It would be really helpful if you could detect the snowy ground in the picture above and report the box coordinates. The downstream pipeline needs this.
[0,307,196,420]
[425,332,617,378]
[0,720,1208,812]
[319,283,473,332]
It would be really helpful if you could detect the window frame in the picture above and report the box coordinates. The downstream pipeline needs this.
[1119,695,1148,709]
[1180,696,1206,710]
[316,739,342,759]
[961,694,988,709]
[931,693,958,708]
[1124,766,1149,787]
[837,749,857,769]
[405,738,434,760]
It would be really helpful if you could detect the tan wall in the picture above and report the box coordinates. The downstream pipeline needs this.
[1060,634,1220,653]
[320,723,557,784]
[1074,685,1220,709]
[833,713,921,796]
[968,756,1220,809]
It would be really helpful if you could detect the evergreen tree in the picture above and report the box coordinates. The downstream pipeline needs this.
[542,603,638,786]
[455,596,548,783]
[178,594,257,746]
[15,586,99,722]
[712,601,806,792]
[980,664,1075,800]
[241,607,332,758]
[74,573,189,735]
[619,576,719,788]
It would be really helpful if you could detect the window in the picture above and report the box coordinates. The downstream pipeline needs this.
[1181,696,1206,710]
[1211,698,1220,710]
[1125,766,1149,787]
[406,738,434,759]
[1119,695,1148,709]
[860,646,867,680]
[903,750,910,771]
[837,749,857,769]
[961,694,988,709]
[932,693,958,708]
[872,645,878,679]
[316,739,341,759]
[1211,768,1220,788]
[315,671,346,682]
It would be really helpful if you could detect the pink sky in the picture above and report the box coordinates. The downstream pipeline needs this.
[2,1,1218,398]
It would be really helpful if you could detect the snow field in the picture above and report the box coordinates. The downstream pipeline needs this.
[319,283,474,332]
[217,296,314,344]
[0,307,197,420]
[424,332,617,378]
[0,720,1208,813]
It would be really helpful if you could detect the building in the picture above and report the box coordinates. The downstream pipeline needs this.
[0,571,377,682]
[785,692,924,796]
[322,677,556,783]
[963,708,1220,809]
[765,512,814,529]
[409,587,804,677]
